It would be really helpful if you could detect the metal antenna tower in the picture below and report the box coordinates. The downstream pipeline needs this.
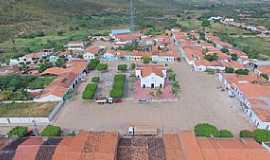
[168,0,173,10]
[129,0,135,31]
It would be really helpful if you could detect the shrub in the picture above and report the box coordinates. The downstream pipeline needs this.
[217,129,234,138]
[231,54,239,61]
[41,125,61,137]
[225,67,234,73]
[168,72,176,81]
[8,126,28,138]
[240,130,255,138]
[91,77,100,83]
[254,129,270,144]
[118,64,128,71]
[142,56,152,64]
[194,123,219,137]
[261,73,269,81]
[96,63,108,71]
[110,74,126,98]
[82,83,97,99]
[220,48,229,53]
[130,63,136,70]
[235,69,249,75]
[204,53,218,62]
[87,59,100,70]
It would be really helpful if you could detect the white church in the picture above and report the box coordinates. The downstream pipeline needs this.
[135,64,167,88]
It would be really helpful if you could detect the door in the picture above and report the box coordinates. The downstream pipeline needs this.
[151,83,154,88]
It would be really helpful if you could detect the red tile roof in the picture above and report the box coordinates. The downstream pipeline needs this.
[258,66,270,75]
[52,131,119,160]
[164,131,270,160]
[115,32,141,41]
[137,64,166,77]
[13,137,43,160]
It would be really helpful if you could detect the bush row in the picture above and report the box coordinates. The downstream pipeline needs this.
[82,83,97,99]
[194,123,233,138]
[110,74,126,98]
[8,125,62,138]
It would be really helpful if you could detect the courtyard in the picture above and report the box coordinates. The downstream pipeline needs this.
[54,61,253,135]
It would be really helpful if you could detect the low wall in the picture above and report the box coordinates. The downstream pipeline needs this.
[0,101,64,125]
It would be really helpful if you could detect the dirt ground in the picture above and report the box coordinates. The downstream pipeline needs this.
[54,61,253,136]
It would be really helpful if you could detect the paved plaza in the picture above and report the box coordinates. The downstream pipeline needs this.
[54,61,253,135]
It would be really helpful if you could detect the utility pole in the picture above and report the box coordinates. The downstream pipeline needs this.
[129,0,135,31]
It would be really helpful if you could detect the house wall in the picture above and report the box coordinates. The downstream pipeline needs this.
[141,74,165,88]
[83,53,95,60]
[152,56,175,62]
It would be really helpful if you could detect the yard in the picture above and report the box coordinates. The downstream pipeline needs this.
[0,102,58,117]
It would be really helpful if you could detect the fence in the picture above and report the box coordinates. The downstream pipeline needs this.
[0,101,64,125]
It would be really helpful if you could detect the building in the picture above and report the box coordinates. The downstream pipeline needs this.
[83,46,100,60]
[255,65,270,81]
[66,41,85,52]
[136,64,167,88]
[35,60,88,102]
[218,73,270,130]
[0,131,270,160]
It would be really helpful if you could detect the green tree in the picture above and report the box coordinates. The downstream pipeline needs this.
[194,123,219,137]
[240,130,255,138]
[217,129,233,138]
[142,56,151,64]
[118,64,128,71]
[8,126,28,138]
[55,58,65,67]
[225,67,234,73]
[254,129,270,144]
[231,54,239,61]
[235,69,249,75]
[201,19,210,31]
[96,63,108,71]
[87,59,100,70]
[41,125,61,137]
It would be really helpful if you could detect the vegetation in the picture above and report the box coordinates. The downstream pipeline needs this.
[142,56,152,64]
[231,54,239,61]
[118,64,128,71]
[41,125,61,137]
[194,123,233,138]
[261,73,269,81]
[130,63,136,70]
[217,129,234,138]
[240,130,255,138]
[0,75,55,100]
[194,123,219,137]
[91,77,100,83]
[172,81,180,96]
[239,129,270,144]
[225,67,235,73]
[87,59,100,70]
[82,83,97,99]
[254,129,270,144]
[110,74,126,98]
[118,43,138,51]
[8,126,28,138]
[0,102,57,117]
[204,53,218,62]
[220,48,229,53]
[235,69,249,75]
[96,63,108,72]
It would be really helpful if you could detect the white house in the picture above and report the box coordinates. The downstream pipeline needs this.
[135,64,166,88]
[67,41,85,52]
[83,46,100,60]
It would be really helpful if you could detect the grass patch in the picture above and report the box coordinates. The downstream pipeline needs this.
[0,102,57,117]
[28,76,56,89]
